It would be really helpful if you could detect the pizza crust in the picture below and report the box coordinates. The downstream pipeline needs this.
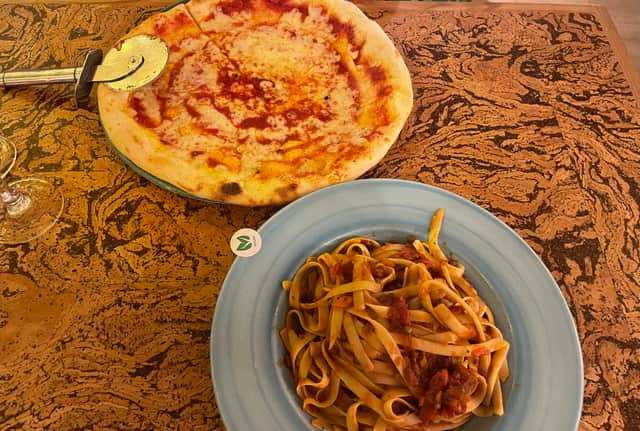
[98,0,413,206]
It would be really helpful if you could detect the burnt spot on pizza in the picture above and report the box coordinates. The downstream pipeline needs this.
[221,182,242,195]
[207,157,220,167]
[191,150,205,158]
[276,183,299,199]
[324,95,329,101]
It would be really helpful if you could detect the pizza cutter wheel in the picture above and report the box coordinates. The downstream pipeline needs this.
[0,35,169,107]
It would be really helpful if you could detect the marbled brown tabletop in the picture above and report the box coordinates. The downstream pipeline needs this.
[1,1,639,430]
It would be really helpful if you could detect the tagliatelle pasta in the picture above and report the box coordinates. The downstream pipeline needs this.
[280,209,510,431]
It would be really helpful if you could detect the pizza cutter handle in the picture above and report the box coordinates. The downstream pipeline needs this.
[1,49,103,109]
[0,67,81,86]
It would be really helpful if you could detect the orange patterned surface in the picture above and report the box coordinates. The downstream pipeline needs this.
[1,1,639,430]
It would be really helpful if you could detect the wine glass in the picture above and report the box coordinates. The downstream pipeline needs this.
[0,135,64,244]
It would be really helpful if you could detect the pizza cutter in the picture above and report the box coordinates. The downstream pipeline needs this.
[0,35,169,107]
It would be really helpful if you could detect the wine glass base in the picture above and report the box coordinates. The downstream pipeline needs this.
[0,178,64,244]
[0,136,17,179]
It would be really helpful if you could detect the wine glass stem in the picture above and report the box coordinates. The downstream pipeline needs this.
[0,177,29,214]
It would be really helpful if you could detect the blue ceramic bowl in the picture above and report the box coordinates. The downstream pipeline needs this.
[210,179,583,431]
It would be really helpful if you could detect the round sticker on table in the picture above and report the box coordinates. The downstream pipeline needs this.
[229,228,262,257]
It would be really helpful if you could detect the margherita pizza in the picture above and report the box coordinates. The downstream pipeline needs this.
[97,0,413,206]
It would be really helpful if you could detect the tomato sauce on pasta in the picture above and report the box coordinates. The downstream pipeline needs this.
[280,209,510,430]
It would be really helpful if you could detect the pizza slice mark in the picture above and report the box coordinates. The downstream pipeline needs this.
[151,7,198,43]
[124,31,243,174]
[123,5,214,142]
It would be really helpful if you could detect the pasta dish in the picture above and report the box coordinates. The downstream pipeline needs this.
[280,209,510,430]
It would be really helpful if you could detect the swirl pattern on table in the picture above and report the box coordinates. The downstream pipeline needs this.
[1,2,639,430]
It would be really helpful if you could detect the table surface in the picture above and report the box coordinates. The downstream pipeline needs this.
[1,1,640,430]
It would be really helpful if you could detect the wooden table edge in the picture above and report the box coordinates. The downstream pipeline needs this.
[589,4,640,106]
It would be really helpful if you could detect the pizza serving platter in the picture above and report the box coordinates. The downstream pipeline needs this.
[110,142,215,202]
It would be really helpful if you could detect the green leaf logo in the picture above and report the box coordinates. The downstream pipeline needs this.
[236,235,253,251]
[230,228,261,257]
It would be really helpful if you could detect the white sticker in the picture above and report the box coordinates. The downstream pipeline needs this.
[230,228,262,257]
